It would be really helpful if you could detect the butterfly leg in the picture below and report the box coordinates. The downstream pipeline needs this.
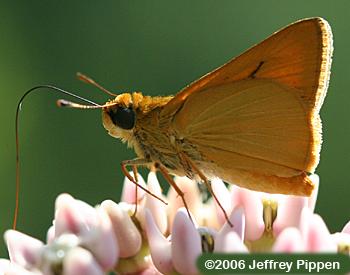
[121,159,168,205]
[155,162,194,224]
[180,153,233,227]
[132,165,139,217]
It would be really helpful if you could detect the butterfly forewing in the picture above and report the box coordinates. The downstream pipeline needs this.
[162,17,332,196]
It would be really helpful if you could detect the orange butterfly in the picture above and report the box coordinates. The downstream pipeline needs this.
[99,17,332,198]
[15,17,333,228]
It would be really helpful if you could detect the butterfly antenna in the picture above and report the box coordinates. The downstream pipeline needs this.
[14,85,101,230]
[77,72,118,97]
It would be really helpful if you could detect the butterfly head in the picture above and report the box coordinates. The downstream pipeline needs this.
[102,93,136,140]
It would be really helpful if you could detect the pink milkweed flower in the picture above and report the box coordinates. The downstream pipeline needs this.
[2,172,350,275]
[343,221,350,234]
[99,172,165,274]
[52,194,118,269]
[273,208,338,253]
[212,178,265,240]
[145,206,247,275]
[3,193,118,275]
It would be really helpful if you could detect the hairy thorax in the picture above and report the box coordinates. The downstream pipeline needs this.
[102,92,204,177]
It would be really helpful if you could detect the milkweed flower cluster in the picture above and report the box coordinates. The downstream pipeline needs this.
[1,172,349,275]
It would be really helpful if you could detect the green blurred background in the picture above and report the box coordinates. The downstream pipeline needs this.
[1,1,350,257]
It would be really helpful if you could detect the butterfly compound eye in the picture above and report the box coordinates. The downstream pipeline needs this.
[108,106,136,130]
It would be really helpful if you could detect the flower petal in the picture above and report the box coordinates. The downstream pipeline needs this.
[217,207,245,241]
[54,194,119,269]
[200,199,221,229]
[273,195,307,236]
[273,227,304,252]
[211,178,232,226]
[54,194,96,237]
[137,265,163,275]
[332,232,350,246]
[5,230,44,269]
[121,172,146,204]
[171,208,201,275]
[342,221,350,234]
[0,259,10,272]
[64,247,104,275]
[0,259,37,275]
[143,172,168,234]
[167,176,202,228]
[231,186,264,241]
[144,209,173,274]
[300,209,337,252]
[215,207,247,252]
[101,200,141,258]
[307,174,319,212]
[81,207,119,270]
[214,231,248,253]
[46,225,55,245]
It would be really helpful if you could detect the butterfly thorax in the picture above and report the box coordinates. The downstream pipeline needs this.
[102,92,204,177]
